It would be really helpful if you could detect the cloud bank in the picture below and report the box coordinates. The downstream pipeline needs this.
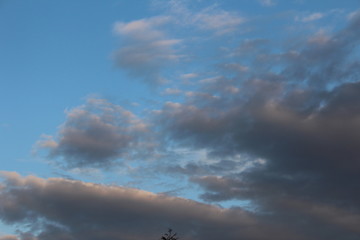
[0,172,303,240]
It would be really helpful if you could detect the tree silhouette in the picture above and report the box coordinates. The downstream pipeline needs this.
[161,229,178,240]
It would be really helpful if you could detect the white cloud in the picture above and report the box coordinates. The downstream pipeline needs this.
[163,88,182,95]
[192,7,245,35]
[297,12,324,22]
[162,1,245,35]
[259,0,277,7]
[181,73,198,79]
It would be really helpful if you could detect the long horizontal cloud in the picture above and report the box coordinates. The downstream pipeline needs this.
[0,172,306,240]
[0,236,19,240]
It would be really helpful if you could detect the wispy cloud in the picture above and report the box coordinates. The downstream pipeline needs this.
[163,88,183,95]
[297,12,324,22]
[113,16,182,84]
[181,73,198,79]
[258,0,277,7]
[160,0,246,35]
[191,7,245,35]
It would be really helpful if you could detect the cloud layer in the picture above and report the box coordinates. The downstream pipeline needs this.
[152,8,360,240]
[0,172,305,240]
[7,3,360,240]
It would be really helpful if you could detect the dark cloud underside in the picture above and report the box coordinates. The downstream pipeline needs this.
[154,10,360,240]
[0,172,304,240]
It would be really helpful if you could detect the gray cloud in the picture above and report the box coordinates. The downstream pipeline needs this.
[113,16,181,84]
[152,10,360,240]
[112,1,247,85]
[192,175,360,240]
[37,98,157,169]
[0,172,306,240]
[157,8,360,182]
[0,236,19,240]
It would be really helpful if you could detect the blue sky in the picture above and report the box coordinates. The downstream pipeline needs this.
[1,1,360,240]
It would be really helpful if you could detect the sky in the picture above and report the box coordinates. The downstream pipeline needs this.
[1,0,360,239]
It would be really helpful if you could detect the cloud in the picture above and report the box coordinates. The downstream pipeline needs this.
[258,0,277,7]
[113,16,182,84]
[112,1,247,84]
[0,233,37,240]
[221,63,249,73]
[348,9,360,20]
[160,0,245,35]
[0,236,19,240]
[151,10,360,239]
[181,73,198,79]
[192,175,360,239]
[37,98,157,169]
[163,88,183,95]
[298,12,324,22]
[191,7,245,35]
[285,12,360,88]
[0,172,305,240]
[24,5,360,240]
